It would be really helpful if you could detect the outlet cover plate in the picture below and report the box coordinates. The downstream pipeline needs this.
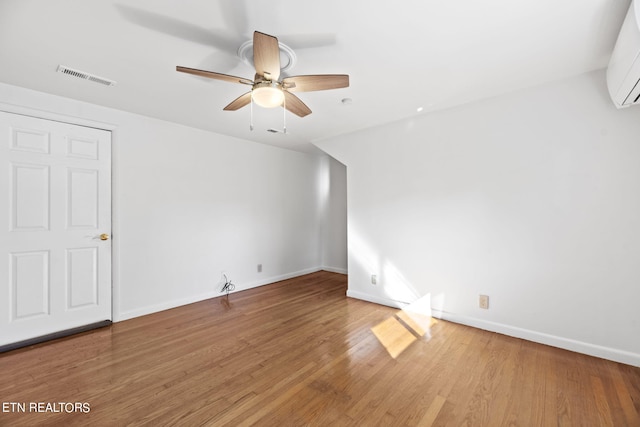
[479,295,489,309]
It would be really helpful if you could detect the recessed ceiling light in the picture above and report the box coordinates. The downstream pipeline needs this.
[416,106,424,112]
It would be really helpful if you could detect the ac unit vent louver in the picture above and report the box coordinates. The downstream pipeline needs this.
[56,65,116,86]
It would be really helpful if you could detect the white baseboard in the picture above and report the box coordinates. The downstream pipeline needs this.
[435,311,640,367]
[346,289,408,309]
[322,266,348,275]
[347,290,640,367]
[239,267,322,291]
[114,267,323,322]
[114,289,219,322]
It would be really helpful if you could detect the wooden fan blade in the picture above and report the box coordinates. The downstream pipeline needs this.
[176,66,253,85]
[283,91,312,117]
[253,31,280,81]
[223,92,252,111]
[282,74,349,92]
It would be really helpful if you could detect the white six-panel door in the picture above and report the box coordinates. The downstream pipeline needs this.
[0,111,111,347]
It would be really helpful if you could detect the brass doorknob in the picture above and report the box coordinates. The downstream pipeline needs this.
[100,233,110,241]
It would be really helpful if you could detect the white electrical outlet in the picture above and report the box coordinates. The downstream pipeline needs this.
[371,274,377,285]
[479,295,489,309]
[257,264,262,273]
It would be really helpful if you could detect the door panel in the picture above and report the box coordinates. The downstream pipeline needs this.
[11,251,49,319]
[68,168,99,228]
[67,247,98,308]
[11,163,50,231]
[0,111,111,347]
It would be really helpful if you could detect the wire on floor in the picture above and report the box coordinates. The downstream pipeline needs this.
[221,274,235,297]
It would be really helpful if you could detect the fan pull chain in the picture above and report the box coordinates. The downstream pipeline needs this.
[248,90,288,134]
[250,93,254,131]
[283,95,287,134]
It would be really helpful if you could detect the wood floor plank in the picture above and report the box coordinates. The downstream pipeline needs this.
[418,395,447,426]
[609,362,640,426]
[1,271,639,426]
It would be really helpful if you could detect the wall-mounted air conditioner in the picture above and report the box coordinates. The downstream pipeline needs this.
[607,0,640,108]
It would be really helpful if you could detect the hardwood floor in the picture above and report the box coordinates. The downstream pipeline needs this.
[1,271,639,426]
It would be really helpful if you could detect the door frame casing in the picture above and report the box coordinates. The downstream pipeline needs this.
[0,101,119,325]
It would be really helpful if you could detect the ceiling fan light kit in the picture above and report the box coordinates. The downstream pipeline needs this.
[251,81,285,108]
[177,30,349,130]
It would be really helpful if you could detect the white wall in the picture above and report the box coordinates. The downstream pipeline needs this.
[319,155,348,274]
[315,70,640,366]
[0,82,331,321]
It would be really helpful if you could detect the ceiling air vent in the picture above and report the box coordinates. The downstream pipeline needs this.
[56,65,116,86]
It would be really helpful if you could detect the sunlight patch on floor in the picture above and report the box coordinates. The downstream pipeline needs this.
[371,294,437,359]
[371,317,417,359]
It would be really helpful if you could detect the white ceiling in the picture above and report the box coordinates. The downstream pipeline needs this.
[0,0,631,153]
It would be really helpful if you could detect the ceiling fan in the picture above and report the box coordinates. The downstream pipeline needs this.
[177,31,349,118]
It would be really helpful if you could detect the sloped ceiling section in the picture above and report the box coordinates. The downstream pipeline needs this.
[0,0,631,152]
